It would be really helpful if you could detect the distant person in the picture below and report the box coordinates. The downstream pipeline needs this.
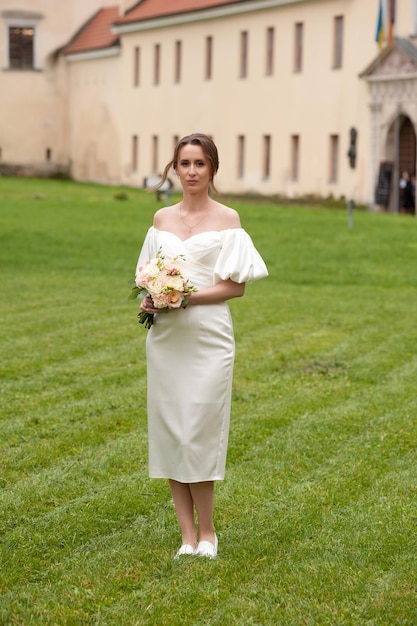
[400,171,415,214]
[135,133,268,559]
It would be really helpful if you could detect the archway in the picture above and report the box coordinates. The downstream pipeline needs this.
[386,114,416,214]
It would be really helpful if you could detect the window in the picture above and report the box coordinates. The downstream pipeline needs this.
[174,40,182,83]
[237,135,245,178]
[3,11,42,70]
[205,36,213,80]
[329,135,339,183]
[133,46,140,86]
[263,135,271,179]
[294,22,303,73]
[132,135,138,172]
[45,148,51,162]
[154,44,160,84]
[266,27,274,76]
[152,135,158,172]
[9,26,34,69]
[239,31,248,78]
[291,135,300,181]
[333,16,343,68]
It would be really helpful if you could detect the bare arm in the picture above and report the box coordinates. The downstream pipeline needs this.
[187,279,245,306]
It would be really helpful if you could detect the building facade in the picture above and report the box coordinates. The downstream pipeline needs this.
[2,0,417,210]
[0,0,124,175]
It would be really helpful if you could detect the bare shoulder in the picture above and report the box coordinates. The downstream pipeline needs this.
[213,201,242,229]
[153,205,179,229]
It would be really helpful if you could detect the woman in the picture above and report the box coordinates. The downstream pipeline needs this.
[136,133,268,559]
[400,171,415,214]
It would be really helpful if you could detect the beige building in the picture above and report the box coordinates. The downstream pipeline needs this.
[2,0,417,210]
[0,0,121,175]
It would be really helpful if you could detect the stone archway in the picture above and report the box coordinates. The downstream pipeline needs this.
[360,39,417,211]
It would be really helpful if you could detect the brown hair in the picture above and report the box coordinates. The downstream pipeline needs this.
[158,133,219,194]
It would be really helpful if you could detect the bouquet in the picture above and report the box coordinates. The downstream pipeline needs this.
[129,248,197,329]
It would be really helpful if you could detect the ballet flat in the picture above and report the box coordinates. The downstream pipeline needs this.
[195,534,218,559]
[174,544,196,559]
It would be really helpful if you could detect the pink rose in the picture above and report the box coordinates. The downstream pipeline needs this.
[166,290,183,308]
[164,261,180,275]
[136,273,150,288]
[152,292,170,308]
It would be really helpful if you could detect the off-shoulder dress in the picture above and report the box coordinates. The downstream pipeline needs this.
[136,227,268,482]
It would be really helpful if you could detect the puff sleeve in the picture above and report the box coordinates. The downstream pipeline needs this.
[213,229,268,284]
[135,227,159,277]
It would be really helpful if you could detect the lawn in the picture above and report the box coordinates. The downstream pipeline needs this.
[1,177,416,625]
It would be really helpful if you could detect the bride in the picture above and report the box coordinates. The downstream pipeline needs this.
[136,133,268,559]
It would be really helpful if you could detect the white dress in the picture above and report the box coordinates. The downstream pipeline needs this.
[136,227,268,483]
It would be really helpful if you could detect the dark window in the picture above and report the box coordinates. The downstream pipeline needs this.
[134,46,140,86]
[237,135,245,178]
[152,135,158,172]
[294,23,303,73]
[263,135,271,179]
[291,135,300,181]
[174,41,182,83]
[333,16,343,68]
[132,135,138,172]
[9,26,34,69]
[205,36,213,80]
[240,31,248,78]
[266,27,274,76]
[329,134,339,183]
[154,44,160,85]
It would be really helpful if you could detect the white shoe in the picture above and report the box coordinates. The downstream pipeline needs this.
[195,534,218,559]
[174,544,195,559]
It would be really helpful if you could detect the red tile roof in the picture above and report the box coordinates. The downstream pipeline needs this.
[64,6,119,55]
[114,0,244,25]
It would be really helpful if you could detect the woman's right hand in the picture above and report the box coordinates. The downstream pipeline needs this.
[140,294,160,313]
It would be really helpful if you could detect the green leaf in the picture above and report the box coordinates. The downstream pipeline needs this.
[128,285,143,300]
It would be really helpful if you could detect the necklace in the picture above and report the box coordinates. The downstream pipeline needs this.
[179,203,208,232]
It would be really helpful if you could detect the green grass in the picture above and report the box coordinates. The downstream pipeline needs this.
[1,177,417,625]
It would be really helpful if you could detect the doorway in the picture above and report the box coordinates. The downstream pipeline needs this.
[386,114,416,214]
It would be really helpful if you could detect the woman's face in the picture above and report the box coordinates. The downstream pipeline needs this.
[175,144,212,194]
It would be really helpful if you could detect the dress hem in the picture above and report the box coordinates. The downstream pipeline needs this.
[149,473,225,482]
